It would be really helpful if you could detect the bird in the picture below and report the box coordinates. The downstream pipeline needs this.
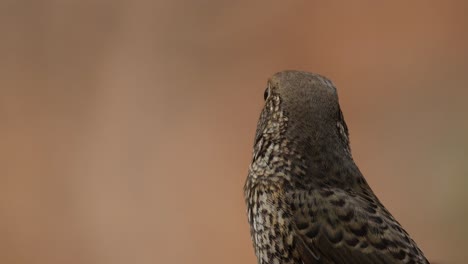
[244,70,429,264]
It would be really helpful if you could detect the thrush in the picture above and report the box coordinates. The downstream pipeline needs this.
[244,70,429,264]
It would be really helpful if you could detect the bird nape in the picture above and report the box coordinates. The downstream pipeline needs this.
[244,70,429,264]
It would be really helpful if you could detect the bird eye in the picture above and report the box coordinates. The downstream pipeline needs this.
[263,85,271,101]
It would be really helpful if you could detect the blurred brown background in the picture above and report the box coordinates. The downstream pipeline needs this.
[1,1,467,264]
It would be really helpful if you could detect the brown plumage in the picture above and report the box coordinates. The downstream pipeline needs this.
[244,70,429,264]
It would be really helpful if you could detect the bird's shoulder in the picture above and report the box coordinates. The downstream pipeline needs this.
[287,187,429,264]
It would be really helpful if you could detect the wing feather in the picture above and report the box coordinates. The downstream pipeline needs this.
[288,188,429,264]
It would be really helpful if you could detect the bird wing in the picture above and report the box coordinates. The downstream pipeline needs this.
[287,188,429,264]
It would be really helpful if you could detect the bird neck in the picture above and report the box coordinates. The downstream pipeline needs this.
[279,135,361,190]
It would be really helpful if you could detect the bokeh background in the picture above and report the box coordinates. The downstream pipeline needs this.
[1,1,467,263]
